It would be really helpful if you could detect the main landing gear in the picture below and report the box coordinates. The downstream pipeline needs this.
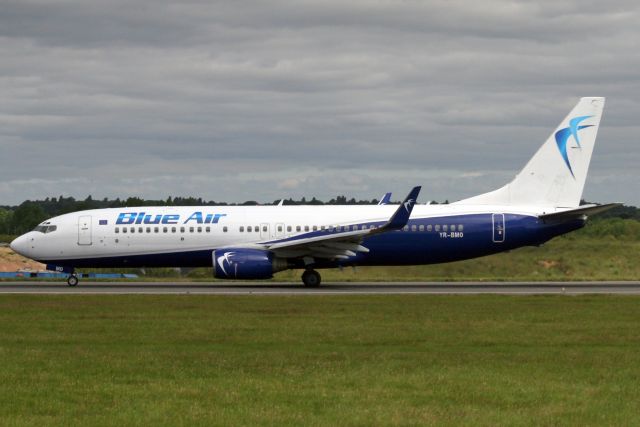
[67,274,79,287]
[302,269,321,287]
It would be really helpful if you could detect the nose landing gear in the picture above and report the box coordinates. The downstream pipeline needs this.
[67,274,79,287]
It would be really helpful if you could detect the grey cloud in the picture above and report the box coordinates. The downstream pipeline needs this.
[1,0,639,206]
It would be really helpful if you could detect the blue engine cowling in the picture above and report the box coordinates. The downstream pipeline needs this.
[213,248,279,280]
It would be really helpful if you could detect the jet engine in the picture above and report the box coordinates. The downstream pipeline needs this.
[212,248,289,280]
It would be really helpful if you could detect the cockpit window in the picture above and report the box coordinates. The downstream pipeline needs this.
[33,225,57,233]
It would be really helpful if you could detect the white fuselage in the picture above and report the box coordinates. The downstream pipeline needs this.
[10,203,558,267]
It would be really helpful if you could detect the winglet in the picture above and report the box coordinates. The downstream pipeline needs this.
[379,186,421,231]
[377,192,392,205]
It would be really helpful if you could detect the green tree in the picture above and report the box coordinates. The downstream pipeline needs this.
[0,208,13,234]
[10,203,48,234]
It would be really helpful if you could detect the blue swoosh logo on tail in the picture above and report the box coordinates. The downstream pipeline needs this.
[554,115,593,178]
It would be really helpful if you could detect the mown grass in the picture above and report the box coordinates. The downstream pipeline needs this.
[1,295,640,426]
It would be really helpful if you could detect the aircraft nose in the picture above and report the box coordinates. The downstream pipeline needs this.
[10,235,29,257]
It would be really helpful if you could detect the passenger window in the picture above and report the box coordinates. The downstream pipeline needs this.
[435,225,441,231]
[411,225,417,231]
[312,226,317,231]
[130,227,135,233]
[321,225,326,231]
[427,225,432,232]
[459,224,464,231]
[287,225,292,232]
[146,227,151,233]
[247,226,252,232]
[363,225,368,230]
[154,227,159,233]
[197,227,202,233]
[180,227,185,233]
[138,227,142,233]
[254,226,259,233]
[403,225,408,231]
[419,225,424,231]
[223,226,228,232]
[163,227,168,233]
[189,227,194,233]
[262,226,267,232]
[304,225,310,232]
[172,227,176,233]
[206,227,210,233]
[296,226,301,232]
[451,225,456,231]
[443,225,448,232]
[115,227,119,233]
[239,226,244,232]
[278,225,283,232]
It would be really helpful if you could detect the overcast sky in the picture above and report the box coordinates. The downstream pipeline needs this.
[1,0,639,206]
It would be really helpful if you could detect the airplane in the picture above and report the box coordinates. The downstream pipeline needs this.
[10,97,619,287]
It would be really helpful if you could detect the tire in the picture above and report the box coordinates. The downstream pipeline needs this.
[67,275,79,287]
[302,270,321,287]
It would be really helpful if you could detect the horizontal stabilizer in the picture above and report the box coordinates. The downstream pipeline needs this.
[539,203,621,220]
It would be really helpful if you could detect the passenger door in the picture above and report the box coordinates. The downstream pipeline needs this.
[492,213,505,243]
[78,215,92,245]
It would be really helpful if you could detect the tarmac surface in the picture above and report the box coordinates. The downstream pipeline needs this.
[1,281,640,294]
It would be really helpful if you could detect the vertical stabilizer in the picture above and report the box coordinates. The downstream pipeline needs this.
[457,97,605,207]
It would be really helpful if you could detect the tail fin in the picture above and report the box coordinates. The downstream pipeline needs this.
[457,97,605,208]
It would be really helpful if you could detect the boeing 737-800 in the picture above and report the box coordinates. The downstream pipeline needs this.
[10,97,618,286]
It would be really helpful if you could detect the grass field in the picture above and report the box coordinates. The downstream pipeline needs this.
[1,295,640,425]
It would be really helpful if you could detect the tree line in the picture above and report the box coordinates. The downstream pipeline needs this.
[0,195,637,236]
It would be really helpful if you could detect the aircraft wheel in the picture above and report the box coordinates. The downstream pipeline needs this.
[302,270,321,287]
[67,274,79,287]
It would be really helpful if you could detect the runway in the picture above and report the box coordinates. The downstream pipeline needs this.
[1,281,640,294]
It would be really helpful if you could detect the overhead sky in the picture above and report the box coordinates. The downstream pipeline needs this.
[2,0,639,206]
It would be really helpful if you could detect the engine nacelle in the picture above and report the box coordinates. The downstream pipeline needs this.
[212,248,288,280]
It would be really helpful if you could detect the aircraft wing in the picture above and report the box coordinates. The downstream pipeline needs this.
[538,203,621,221]
[264,186,420,260]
